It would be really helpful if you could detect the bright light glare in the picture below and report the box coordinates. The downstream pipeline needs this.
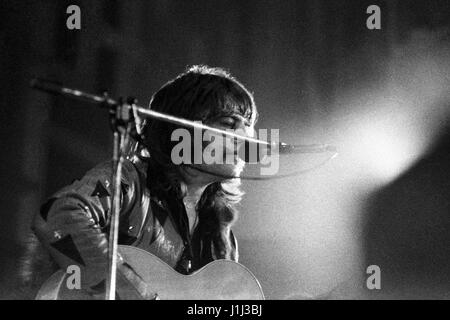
[345,99,428,184]
[358,122,414,181]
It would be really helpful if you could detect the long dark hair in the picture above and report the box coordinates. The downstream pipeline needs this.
[138,65,258,258]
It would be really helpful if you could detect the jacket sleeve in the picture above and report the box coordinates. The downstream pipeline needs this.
[32,160,154,299]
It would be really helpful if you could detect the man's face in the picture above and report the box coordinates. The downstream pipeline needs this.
[194,113,255,178]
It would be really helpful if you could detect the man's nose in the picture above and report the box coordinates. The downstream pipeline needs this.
[232,122,255,148]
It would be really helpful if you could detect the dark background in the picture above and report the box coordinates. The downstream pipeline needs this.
[0,0,449,299]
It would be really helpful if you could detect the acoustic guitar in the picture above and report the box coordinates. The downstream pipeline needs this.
[36,245,265,300]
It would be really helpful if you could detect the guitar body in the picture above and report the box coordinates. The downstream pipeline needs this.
[36,245,264,300]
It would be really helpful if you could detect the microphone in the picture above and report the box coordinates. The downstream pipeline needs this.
[238,141,337,163]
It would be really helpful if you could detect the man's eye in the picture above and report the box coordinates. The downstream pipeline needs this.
[219,117,236,127]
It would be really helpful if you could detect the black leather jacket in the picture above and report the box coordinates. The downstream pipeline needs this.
[32,158,238,298]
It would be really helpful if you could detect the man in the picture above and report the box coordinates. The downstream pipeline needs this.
[31,65,258,299]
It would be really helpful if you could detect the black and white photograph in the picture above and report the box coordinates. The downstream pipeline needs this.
[0,0,449,305]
